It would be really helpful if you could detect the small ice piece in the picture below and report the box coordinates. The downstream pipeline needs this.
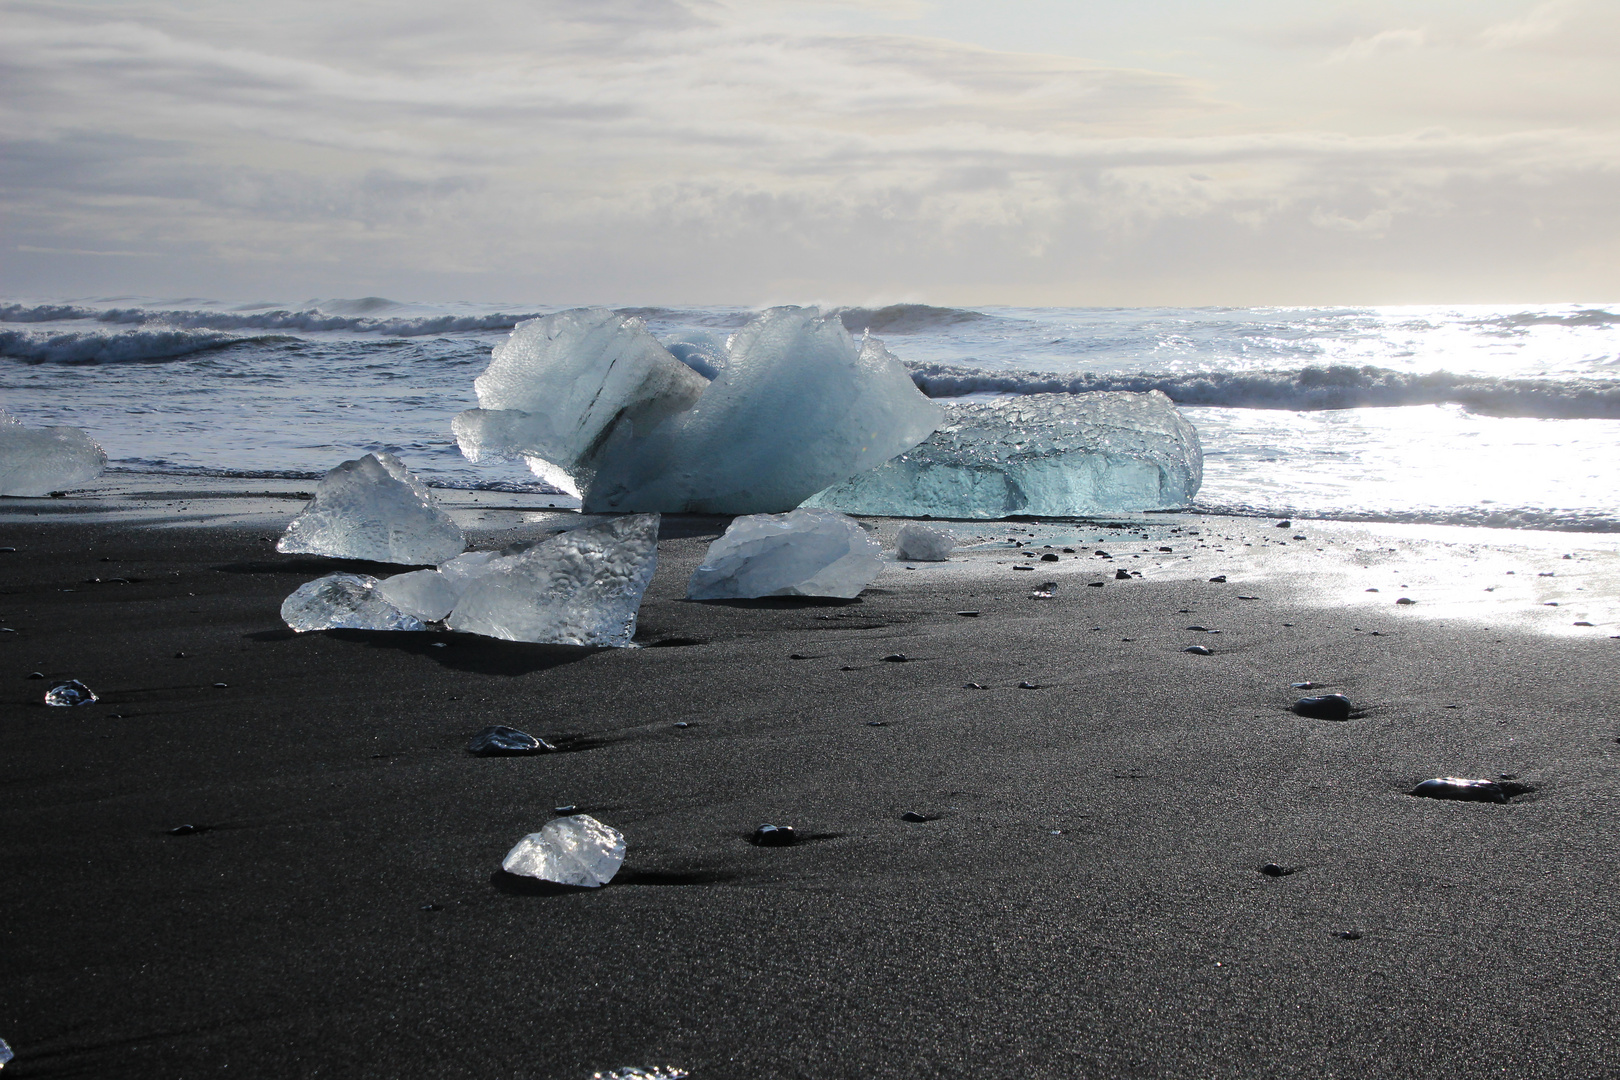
[0,1035,11,1067]
[1409,777,1508,803]
[44,679,97,706]
[277,453,464,565]
[0,410,106,496]
[687,509,884,600]
[466,725,554,755]
[501,814,625,887]
[281,573,425,632]
[805,390,1201,519]
[376,569,459,622]
[446,514,658,647]
[895,523,955,561]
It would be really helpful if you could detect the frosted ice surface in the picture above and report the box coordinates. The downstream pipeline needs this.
[376,569,459,622]
[805,390,1201,519]
[0,411,106,496]
[278,453,464,565]
[894,523,955,562]
[687,509,884,600]
[44,680,97,706]
[456,307,941,514]
[0,1036,11,1067]
[281,573,425,632]
[445,514,658,647]
[501,814,626,887]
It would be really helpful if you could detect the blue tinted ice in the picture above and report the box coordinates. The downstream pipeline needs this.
[278,453,464,565]
[281,573,425,632]
[0,410,106,496]
[687,509,884,600]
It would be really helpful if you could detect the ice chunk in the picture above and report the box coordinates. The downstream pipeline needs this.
[445,514,658,647]
[805,390,1202,519]
[44,679,97,706]
[281,572,425,632]
[687,509,884,600]
[501,814,626,887]
[278,453,464,565]
[456,307,942,514]
[0,411,106,496]
[895,523,955,561]
[376,569,459,622]
[466,725,554,755]
[0,1036,12,1067]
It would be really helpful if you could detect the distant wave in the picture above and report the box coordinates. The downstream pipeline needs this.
[0,328,274,364]
[907,362,1620,419]
[837,304,990,334]
[0,302,542,337]
[1197,501,1620,534]
[1474,307,1620,329]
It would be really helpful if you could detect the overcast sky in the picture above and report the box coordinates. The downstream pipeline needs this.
[2,0,1616,306]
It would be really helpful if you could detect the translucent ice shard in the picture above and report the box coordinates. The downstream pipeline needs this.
[0,1035,11,1067]
[687,509,884,600]
[376,569,459,622]
[281,572,425,632]
[466,725,554,755]
[501,814,626,887]
[0,410,106,496]
[445,514,658,647]
[894,523,955,562]
[44,679,97,706]
[805,390,1202,519]
[277,453,464,565]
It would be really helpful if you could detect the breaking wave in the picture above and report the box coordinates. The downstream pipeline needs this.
[1473,307,1620,329]
[907,362,1620,420]
[0,328,277,365]
[837,304,990,334]
[0,302,543,338]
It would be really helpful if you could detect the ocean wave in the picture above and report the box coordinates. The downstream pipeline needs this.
[1474,307,1620,329]
[0,328,273,364]
[837,304,990,334]
[1196,501,1620,534]
[907,362,1620,419]
[0,302,542,337]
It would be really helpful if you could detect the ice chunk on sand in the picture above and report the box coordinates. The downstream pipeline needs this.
[895,523,955,562]
[445,514,658,647]
[456,307,942,514]
[0,411,106,496]
[44,679,97,707]
[687,509,884,600]
[376,569,459,622]
[281,573,425,632]
[501,814,626,887]
[278,453,464,565]
[805,390,1201,519]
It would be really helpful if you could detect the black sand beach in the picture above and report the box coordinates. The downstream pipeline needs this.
[3,486,1619,1078]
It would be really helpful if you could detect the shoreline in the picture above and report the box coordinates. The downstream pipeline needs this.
[2,492,1618,1076]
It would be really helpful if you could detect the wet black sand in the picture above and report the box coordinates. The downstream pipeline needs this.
[3,510,1619,1078]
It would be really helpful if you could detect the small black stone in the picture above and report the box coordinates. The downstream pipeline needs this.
[752,824,797,847]
[1018,680,1041,689]
[674,721,690,728]
[466,725,554,755]
[0,546,15,552]
[1041,552,1059,562]
[420,903,441,912]
[1087,581,1105,588]
[1187,625,1211,632]
[1208,575,1227,583]
[1258,863,1298,877]
[1396,597,1417,605]
[881,653,908,662]
[962,682,987,689]
[955,610,980,617]
[1289,681,1321,689]
[553,805,578,814]
[1095,550,1111,557]
[900,811,932,823]
[1292,694,1354,721]
[1334,930,1363,940]
[212,682,228,688]
[1184,645,1213,656]
[1114,569,1131,580]
[1013,565,1034,571]
[1062,547,1076,553]
[167,824,210,836]
[27,671,44,680]
[789,653,808,660]
[1409,777,1508,803]
[1275,520,1292,528]
[173,652,187,659]
[866,720,889,726]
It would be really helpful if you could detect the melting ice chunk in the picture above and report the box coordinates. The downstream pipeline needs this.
[804,390,1201,519]
[687,509,884,600]
[281,573,425,632]
[0,411,106,496]
[278,453,464,565]
[376,568,460,622]
[894,523,955,562]
[501,814,626,887]
[44,679,97,706]
[445,514,658,647]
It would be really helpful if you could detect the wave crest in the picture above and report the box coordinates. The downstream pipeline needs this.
[0,328,272,364]
[837,304,989,334]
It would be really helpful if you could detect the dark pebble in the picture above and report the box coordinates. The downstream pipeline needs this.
[752,824,797,847]
[212,682,229,688]
[1259,863,1299,877]
[1292,694,1354,721]
[674,721,690,728]
[1041,553,1059,562]
[866,720,889,726]
[955,610,980,617]
[1013,565,1034,571]
[466,725,554,755]
[789,653,808,660]
[1186,625,1211,632]
[1334,930,1363,940]
[0,546,15,552]
[553,805,578,815]
[1275,520,1292,528]
[962,682,987,689]
[420,903,441,912]
[1184,645,1213,656]
[27,672,44,680]
[173,652,187,659]
[166,824,211,836]
[1289,681,1321,689]
[1293,535,1307,540]
[1396,597,1416,605]
[1017,680,1041,689]
[881,653,908,663]
[1366,588,1379,592]
[1208,575,1227,583]
[1094,550,1110,557]
[1158,546,1173,552]
[1087,581,1105,588]
[1409,777,1508,803]
[1062,547,1075,553]
[900,811,932,823]
[1114,569,1131,580]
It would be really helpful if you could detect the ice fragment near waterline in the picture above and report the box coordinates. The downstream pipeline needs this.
[895,523,955,561]
[278,453,464,565]
[0,411,106,496]
[501,814,625,887]
[376,569,459,622]
[44,680,97,706]
[466,725,554,755]
[0,1035,12,1068]
[687,509,884,600]
[805,390,1200,519]
[281,573,425,632]
[445,514,658,647]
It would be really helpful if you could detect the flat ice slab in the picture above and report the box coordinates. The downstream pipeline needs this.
[445,513,658,647]
[278,453,465,565]
[281,572,425,632]
[805,390,1202,519]
[502,815,626,887]
[0,411,106,496]
[687,508,884,600]
[895,523,956,561]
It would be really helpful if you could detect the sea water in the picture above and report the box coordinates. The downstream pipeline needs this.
[2,297,1617,531]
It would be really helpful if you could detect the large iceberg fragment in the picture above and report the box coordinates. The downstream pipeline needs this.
[278,453,465,565]
[804,390,1201,519]
[281,573,425,632]
[455,307,943,514]
[0,411,106,496]
[895,523,955,562]
[445,514,658,646]
[501,814,626,887]
[687,509,884,600]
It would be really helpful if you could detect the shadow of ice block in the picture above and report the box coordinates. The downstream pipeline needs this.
[803,390,1202,519]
